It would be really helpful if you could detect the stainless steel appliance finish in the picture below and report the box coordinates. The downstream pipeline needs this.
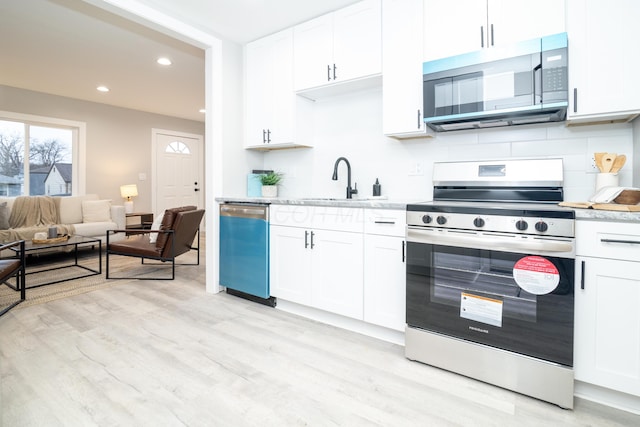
[422,33,568,132]
[219,203,276,306]
[405,158,576,409]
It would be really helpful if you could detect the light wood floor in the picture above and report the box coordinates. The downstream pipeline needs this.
[1,274,638,426]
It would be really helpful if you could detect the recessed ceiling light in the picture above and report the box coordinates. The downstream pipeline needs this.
[157,57,172,66]
[97,86,109,92]
[199,109,206,114]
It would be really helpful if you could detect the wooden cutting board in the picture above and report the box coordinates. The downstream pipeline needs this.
[559,201,640,212]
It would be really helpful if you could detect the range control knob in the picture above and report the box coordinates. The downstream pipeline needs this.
[473,217,485,228]
[436,215,447,225]
[535,221,549,232]
[422,214,432,224]
[515,220,528,231]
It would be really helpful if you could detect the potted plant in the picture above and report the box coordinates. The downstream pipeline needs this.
[260,171,283,197]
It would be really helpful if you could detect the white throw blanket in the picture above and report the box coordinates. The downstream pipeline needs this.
[0,196,75,243]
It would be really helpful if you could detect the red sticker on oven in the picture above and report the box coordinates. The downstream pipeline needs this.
[513,256,559,295]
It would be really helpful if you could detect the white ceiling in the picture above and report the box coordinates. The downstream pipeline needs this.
[0,0,360,123]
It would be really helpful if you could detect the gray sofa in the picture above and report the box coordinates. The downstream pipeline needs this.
[0,194,125,244]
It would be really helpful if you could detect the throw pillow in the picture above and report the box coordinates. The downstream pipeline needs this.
[148,210,165,244]
[82,200,111,223]
[0,202,9,229]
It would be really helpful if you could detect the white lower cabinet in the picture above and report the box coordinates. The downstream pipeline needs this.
[575,221,640,401]
[269,225,313,305]
[269,205,364,320]
[270,204,406,329]
[363,209,406,331]
[364,234,405,331]
[311,230,364,319]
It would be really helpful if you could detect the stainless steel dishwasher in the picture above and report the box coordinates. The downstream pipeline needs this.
[219,203,275,306]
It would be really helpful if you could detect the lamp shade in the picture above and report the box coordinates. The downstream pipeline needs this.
[120,184,138,200]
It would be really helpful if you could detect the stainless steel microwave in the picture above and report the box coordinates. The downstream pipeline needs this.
[423,33,568,132]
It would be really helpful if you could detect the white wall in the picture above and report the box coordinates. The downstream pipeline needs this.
[0,84,205,211]
[261,87,633,202]
[220,40,263,198]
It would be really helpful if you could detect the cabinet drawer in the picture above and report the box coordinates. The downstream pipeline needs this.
[270,204,314,228]
[311,206,363,233]
[364,209,406,237]
[270,204,363,233]
[576,221,640,261]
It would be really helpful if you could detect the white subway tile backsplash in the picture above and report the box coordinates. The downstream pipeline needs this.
[477,125,548,144]
[447,142,511,160]
[261,90,634,202]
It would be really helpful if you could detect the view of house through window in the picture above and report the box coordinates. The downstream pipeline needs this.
[0,119,73,196]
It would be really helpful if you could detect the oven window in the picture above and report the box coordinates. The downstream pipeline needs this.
[432,250,538,323]
[406,242,574,366]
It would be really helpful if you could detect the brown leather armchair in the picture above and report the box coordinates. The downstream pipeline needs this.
[106,206,205,280]
[0,240,26,317]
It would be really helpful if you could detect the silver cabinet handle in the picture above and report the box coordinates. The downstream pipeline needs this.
[600,238,640,245]
[374,221,395,224]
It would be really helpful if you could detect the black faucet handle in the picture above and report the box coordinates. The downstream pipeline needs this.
[352,182,358,195]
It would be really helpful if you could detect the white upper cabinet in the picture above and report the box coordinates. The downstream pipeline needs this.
[244,29,313,150]
[566,0,640,123]
[423,0,565,61]
[423,0,486,61]
[382,0,431,139]
[294,0,382,94]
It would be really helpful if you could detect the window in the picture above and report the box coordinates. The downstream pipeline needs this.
[0,112,85,196]
[166,141,190,154]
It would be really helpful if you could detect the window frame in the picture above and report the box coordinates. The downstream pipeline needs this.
[0,110,86,196]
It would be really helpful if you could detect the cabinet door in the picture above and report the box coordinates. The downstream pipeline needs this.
[567,0,640,120]
[423,0,487,61]
[382,0,426,138]
[269,29,295,144]
[245,35,273,147]
[487,0,565,47]
[245,29,295,148]
[270,225,312,305]
[311,230,364,320]
[575,256,640,397]
[293,14,333,91]
[364,235,405,331]
[333,0,382,83]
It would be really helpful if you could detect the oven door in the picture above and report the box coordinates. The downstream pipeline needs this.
[406,227,574,367]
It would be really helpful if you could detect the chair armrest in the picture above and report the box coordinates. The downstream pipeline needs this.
[0,240,25,252]
[107,229,174,234]
[111,205,126,229]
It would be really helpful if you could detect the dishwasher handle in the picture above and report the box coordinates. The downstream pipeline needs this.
[220,204,269,220]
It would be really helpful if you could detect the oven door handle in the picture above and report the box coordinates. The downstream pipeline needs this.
[407,228,575,254]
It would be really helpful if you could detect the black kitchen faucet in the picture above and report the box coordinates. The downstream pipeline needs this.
[332,156,357,199]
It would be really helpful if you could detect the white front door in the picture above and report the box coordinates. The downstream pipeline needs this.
[152,129,204,216]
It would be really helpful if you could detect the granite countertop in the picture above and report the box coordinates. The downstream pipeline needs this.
[215,196,417,210]
[216,197,640,222]
[572,207,640,223]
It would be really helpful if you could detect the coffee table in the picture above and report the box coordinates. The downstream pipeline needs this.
[9,235,102,289]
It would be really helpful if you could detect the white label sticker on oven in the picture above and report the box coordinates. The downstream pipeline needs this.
[460,293,503,327]
[513,256,559,295]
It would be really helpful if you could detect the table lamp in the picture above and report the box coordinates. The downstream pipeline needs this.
[120,184,138,213]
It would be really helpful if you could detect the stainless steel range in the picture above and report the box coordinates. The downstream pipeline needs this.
[405,158,576,409]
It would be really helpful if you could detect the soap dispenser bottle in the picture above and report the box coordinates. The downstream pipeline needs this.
[372,178,381,196]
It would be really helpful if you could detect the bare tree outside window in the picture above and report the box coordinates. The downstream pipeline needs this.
[0,120,73,196]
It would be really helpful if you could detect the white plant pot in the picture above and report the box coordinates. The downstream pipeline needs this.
[261,185,278,198]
